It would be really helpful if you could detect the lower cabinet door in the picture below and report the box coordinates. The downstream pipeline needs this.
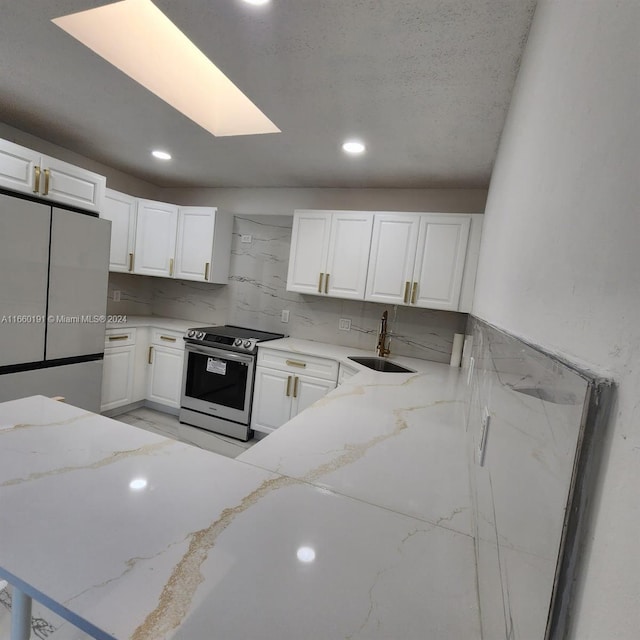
[101,346,135,411]
[251,367,293,433]
[147,345,184,408]
[291,375,336,417]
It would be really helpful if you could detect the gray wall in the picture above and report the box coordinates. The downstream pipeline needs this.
[156,186,487,216]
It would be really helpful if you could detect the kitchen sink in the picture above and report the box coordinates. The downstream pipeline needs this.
[348,356,414,373]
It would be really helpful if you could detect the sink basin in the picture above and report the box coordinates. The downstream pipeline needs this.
[348,356,414,373]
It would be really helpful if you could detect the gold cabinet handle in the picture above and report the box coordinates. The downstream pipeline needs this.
[204,262,210,281]
[293,376,299,398]
[160,335,176,342]
[33,166,41,193]
[403,281,410,304]
[128,252,134,272]
[43,169,50,195]
[148,346,153,364]
[325,273,329,294]
[286,359,307,368]
[169,258,174,276]
[108,335,128,341]
[411,282,418,304]
[318,273,324,293]
[286,375,292,397]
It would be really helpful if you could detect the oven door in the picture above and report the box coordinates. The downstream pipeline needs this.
[181,344,255,425]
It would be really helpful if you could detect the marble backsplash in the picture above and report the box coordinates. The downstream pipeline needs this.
[464,316,613,640]
[108,215,467,363]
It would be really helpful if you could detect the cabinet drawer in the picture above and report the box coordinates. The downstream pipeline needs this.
[150,328,185,348]
[257,348,339,381]
[104,328,136,348]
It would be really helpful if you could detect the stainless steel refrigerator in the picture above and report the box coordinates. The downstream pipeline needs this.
[0,191,110,411]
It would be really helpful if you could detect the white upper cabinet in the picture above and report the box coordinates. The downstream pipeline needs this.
[0,139,105,213]
[287,210,374,300]
[174,207,233,283]
[0,138,37,194]
[286,211,331,294]
[101,189,137,273]
[133,199,179,277]
[412,215,471,310]
[365,213,421,305]
[365,212,472,311]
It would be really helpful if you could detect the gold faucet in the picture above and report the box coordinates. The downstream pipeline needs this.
[376,309,391,357]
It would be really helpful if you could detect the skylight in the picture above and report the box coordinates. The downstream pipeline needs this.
[53,0,280,137]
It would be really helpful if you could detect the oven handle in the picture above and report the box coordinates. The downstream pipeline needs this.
[185,343,254,364]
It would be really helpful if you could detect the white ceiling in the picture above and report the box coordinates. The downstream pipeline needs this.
[0,0,537,189]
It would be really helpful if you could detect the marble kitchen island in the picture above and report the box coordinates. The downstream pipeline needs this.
[0,357,478,639]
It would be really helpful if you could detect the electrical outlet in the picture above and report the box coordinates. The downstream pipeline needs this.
[281,310,290,323]
[338,318,351,331]
[113,290,121,302]
[241,234,252,244]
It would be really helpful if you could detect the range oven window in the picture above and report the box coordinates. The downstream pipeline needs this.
[185,351,249,411]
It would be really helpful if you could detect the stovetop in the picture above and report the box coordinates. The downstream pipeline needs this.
[183,325,285,354]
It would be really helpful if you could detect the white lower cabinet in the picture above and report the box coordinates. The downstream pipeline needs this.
[252,368,294,431]
[101,329,136,412]
[252,348,338,434]
[100,325,185,413]
[146,329,185,409]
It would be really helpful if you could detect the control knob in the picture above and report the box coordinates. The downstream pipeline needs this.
[196,331,205,340]
[244,340,252,348]
[187,330,195,338]
[234,338,243,347]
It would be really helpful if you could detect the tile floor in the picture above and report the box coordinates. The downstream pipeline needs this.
[0,407,259,639]
[114,406,259,459]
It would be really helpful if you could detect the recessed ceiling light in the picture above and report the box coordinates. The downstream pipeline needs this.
[342,140,366,155]
[53,0,280,137]
[243,0,271,5]
[151,150,172,160]
[296,546,316,563]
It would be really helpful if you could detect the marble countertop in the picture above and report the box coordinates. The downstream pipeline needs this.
[241,343,472,535]
[0,394,479,639]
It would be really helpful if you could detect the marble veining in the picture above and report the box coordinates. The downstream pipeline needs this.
[131,474,299,640]
[0,440,171,488]
[240,353,473,537]
[464,316,612,640]
[0,394,480,640]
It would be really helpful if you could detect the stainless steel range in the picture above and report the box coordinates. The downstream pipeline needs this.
[179,325,284,441]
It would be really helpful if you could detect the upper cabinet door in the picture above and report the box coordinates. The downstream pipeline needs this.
[133,199,178,277]
[102,189,137,273]
[365,213,420,304]
[174,207,233,283]
[286,211,331,295]
[324,211,373,300]
[40,156,106,214]
[0,139,38,195]
[174,207,216,282]
[411,214,471,311]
